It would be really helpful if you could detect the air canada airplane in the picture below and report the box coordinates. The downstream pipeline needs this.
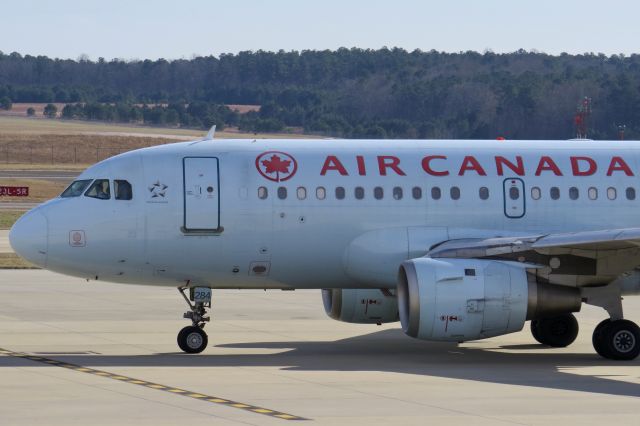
[8,131,640,360]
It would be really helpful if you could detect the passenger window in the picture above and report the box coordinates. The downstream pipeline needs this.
[431,187,441,200]
[297,187,306,200]
[412,187,422,199]
[258,186,268,199]
[550,187,560,200]
[607,187,617,200]
[355,187,365,200]
[531,187,541,200]
[316,187,326,200]
[509,187,520,200]
[479,187,489,200]
[374,187,384,200]
[277,187,287,200]
[61,179,92,198]
[335,187,345,200]
[569,187,579,200]
[450,186,460,200]
[588,187,597,200]
[84,179,111,200]
[626,187,636,200]
[114,180,132,200]
[393,187,403,200]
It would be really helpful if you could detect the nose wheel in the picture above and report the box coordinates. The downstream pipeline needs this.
[177,326,208,354]
[177,286,211,354]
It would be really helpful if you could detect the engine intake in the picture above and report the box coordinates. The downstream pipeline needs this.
[322,288,399,324]
[397,258,581,341]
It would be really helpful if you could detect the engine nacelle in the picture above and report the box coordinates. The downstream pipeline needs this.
[397,258,581,342]
[322,288,399,324]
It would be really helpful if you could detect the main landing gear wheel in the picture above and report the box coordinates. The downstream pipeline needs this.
[177,326,208,354]
[531,314,579,347]
[177,286,212,354]
[592,319,640,360]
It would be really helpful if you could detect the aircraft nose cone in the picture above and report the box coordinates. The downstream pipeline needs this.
[9,210,48,267]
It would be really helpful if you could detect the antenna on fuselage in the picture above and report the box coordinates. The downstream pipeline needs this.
[190,125,217,145]
[204,125,216,140]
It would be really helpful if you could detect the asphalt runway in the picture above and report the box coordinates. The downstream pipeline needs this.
[0,270,639,425]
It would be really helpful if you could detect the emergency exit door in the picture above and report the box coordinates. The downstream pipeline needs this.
[503,178,525,219]
[183,157,220,231]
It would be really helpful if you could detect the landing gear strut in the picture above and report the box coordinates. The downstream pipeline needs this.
[581,284,640,360]
[531,313,579,347]
[177,286,211,354]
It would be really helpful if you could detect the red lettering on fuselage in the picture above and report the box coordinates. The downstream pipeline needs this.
[571,157,597,176]
[458,156,487,176]
[320,156,349,175]
[356,156,366,176]
[535,156,563,176]
[607,157,634,176]
[317,154,635,177]
[377,156,406,176]
[495,156,524,176]
[422,155,449,176]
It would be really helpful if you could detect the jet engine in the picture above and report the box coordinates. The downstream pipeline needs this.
[397,258,581,341]
[322,288,399,324]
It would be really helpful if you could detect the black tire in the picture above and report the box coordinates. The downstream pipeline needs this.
[601,320,640,361]
[177,326,208,354]
[592,319,612,358]
[534,314,579,347]
[530,320,543,344]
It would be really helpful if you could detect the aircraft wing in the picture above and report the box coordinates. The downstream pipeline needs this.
[531,228,640,250]
[427,228,640,287]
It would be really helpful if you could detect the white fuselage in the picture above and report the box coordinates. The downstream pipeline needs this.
[10,138,640,291]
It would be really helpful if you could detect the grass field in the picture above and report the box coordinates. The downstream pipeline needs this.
[0,116,315,139]
[0,211,23,229]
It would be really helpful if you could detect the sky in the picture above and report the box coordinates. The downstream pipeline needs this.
[3,0,639,60]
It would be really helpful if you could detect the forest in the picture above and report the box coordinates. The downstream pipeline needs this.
[1,48,639,139]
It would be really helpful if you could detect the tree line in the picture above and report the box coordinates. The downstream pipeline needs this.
[1,48,640,139]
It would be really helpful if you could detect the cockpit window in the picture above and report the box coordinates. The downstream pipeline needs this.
[60,180,92,198]
[84,179,111,200]
[114,180,132,200]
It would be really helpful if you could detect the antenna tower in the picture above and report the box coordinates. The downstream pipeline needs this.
[574,97,592,139]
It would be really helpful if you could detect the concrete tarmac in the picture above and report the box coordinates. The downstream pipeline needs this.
[0,270,639,425]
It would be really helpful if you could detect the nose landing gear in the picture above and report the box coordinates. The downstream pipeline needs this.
[177,286,211,354]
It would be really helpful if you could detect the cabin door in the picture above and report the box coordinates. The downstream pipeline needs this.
[183,157,220,231]
[503,178,525,219]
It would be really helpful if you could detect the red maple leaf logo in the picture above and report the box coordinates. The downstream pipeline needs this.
[262,154,290,174]
[256,151,298,182]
